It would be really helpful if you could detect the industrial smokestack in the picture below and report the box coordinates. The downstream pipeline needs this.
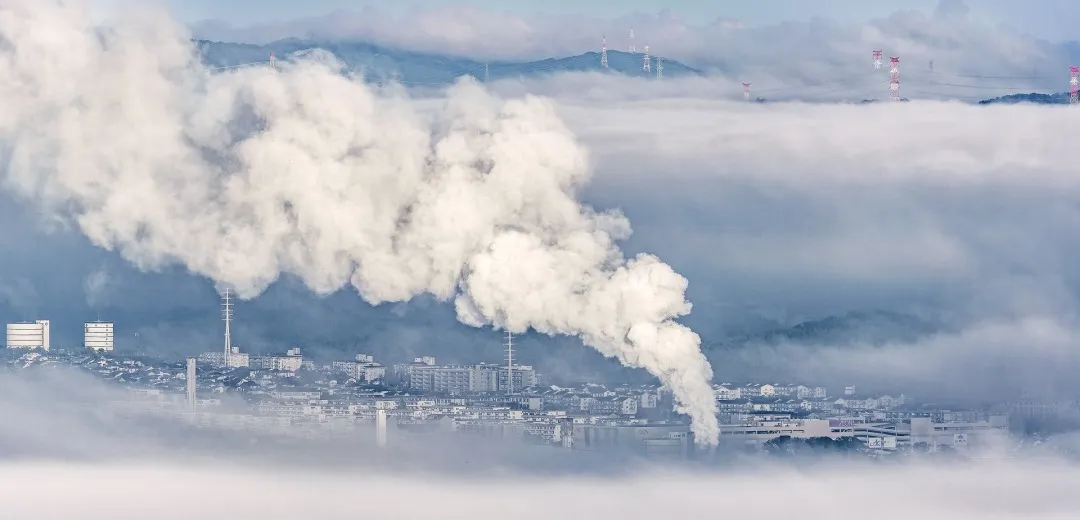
[376,409,388,448]
[186,357,197,413]
[0,1,719,444]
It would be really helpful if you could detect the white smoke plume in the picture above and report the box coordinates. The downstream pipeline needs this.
[83,264,113,308]
[0,1,719,442]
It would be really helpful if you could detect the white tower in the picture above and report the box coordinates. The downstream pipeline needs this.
[505,330,514,395]
[1071,66,1079,104]
[376,409,388,447]
[269,51,276,69]
[656,57,663,79]
[221,288,233,366]
[186,357,197,413]
[629,29,636,53]
[600,35,608,68]
[643,45,650,73]
[889,57,901,101]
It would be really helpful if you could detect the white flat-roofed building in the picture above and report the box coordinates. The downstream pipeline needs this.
[84,321,114,352]
[331,359,387,383]
[7,320,50,350]
[251,347,301,372]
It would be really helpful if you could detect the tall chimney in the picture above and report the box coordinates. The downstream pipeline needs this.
[186,357,197,413]
[376,409,388,448]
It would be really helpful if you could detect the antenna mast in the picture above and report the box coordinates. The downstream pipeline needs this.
[600,36,608,68]
[872,50,882,69]
[629,29,636,53]
[222,288,233,366]
[889,57,901,101]
[505,330,514,395]
[1071,66,1079,104]
[643,45,650,73]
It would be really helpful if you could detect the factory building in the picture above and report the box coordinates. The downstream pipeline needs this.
[6,320,50,350]
[569,423,695,459]
[84,321,115,352]
[718,413,1009,451]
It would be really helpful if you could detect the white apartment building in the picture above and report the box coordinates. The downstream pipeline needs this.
[716,384,827,401]
[198,347,250,368]
[393,358,537,394]
[84,321,114,352]
[331,354,387,383]
[498,364,539,392]
[226,347,250,368]
[7,320,50,350]
[251,348,302,372]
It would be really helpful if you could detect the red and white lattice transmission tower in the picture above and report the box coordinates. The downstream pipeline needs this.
[1071,66,1079,104]
[743,82,752,101]
[600,36,608,68]
[889,57,901,101]
[872,50,882,70]
[643,45,651,73]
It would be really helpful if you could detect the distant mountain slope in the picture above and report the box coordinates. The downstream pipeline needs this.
[195,38,704,85]
[194,39,1059,104]
[977,92,1070,105]
[707,310,944,351]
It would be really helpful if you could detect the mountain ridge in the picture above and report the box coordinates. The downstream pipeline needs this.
[194,39,1066,105]
[195,38,705,85]
[706,310,945,351]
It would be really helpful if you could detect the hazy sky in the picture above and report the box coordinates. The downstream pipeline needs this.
[167,0,1078,41]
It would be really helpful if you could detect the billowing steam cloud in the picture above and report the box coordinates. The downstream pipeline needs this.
[0,1,719,442]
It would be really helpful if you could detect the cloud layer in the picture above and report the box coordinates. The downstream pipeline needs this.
[190,1,1079,100]
[3,459,1080,519]
[0,367,1077,519]
[544,93,1080,397]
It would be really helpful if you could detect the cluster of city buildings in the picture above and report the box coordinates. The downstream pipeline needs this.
[3,343,1015,459]
[0,294,1015,459]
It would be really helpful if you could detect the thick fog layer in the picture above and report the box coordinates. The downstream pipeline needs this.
[1,459,1078,519]
[0,370,1077,518]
